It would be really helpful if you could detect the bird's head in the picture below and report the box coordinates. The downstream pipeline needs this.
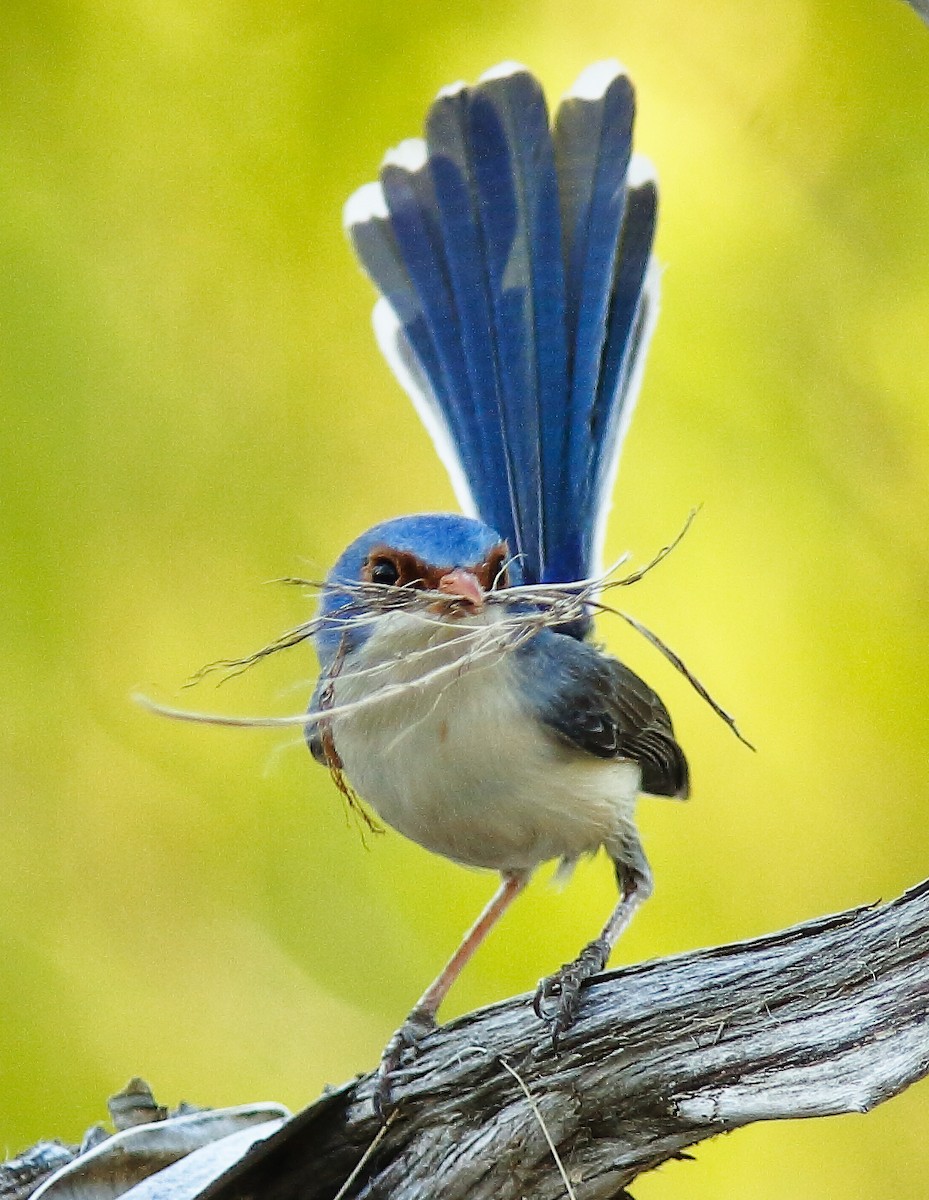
[315,513,522,667]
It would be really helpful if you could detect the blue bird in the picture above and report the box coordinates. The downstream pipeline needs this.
[309,60,689,1108]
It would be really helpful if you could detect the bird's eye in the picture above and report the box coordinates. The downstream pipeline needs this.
[369,557,400,586]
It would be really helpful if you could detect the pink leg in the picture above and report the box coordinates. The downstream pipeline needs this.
[414,871,529,1017]
[376,870,529,1116]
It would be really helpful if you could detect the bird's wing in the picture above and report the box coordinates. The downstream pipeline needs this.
[516,630,689,799]
[344,61,659,589]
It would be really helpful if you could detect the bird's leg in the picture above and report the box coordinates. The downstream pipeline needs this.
[534,829,653,1043]
[375,869,529,1118]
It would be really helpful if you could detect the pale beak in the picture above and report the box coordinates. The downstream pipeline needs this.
[437,568,484,611]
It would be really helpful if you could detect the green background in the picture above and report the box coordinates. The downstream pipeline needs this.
[2,1,928,1195]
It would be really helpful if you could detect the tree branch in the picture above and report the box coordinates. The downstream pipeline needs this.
[902,0,929,27]
[7,881,928,1199]
[197,879,929,1200]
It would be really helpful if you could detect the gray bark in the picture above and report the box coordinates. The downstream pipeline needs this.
[196,878,929,1200]
[902,0,929,25]
[6,881,928,1199]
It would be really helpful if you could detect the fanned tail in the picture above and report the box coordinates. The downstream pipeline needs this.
[344,61,660,591]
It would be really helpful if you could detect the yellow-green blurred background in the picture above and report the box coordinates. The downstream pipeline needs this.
[2,0,928,1194]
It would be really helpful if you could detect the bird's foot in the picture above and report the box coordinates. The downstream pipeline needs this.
[533,936,610,1045]
[374,1005,436,1121]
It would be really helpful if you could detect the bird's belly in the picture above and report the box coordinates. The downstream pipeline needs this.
[327,629,640,871]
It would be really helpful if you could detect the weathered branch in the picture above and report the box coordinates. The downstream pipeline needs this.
[197,879,929,1200]
[8,880,929,1199]
[902,0,929,27]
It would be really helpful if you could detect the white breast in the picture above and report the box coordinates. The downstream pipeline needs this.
[325,611,641,872]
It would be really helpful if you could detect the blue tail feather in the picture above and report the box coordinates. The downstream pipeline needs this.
[371,298,478,518]
[345,62,660,594]
[377,146,477,467]
[554,67,635,545]
[467,68,564,577]
[426,87,524,561]
[344,185,451,442]
[475,69,569,581]
[589,169,659,526]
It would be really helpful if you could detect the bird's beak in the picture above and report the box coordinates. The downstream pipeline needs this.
[437,568,485,612]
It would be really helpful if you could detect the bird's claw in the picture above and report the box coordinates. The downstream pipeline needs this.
[374,1006,436,1121]
[533,937,610,1045]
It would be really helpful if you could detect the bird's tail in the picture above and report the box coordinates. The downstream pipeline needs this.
[344,61,659,587]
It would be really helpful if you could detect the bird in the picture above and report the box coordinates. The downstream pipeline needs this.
[305,59,691,1112]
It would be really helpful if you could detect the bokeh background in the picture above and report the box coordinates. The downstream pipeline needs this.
[2,1,928,1194]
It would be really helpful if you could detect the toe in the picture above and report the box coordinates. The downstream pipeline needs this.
[534,939,611,1040]
[374,1008,438,1120]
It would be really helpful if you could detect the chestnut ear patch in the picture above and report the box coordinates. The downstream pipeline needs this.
[479,542,511,590]
[362,540,511,592]
[362,537,513,592]
[362,545,433,589]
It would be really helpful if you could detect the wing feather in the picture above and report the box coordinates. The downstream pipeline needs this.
[517,629,689,798]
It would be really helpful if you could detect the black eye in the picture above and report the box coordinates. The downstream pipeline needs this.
[369,557,399,586]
